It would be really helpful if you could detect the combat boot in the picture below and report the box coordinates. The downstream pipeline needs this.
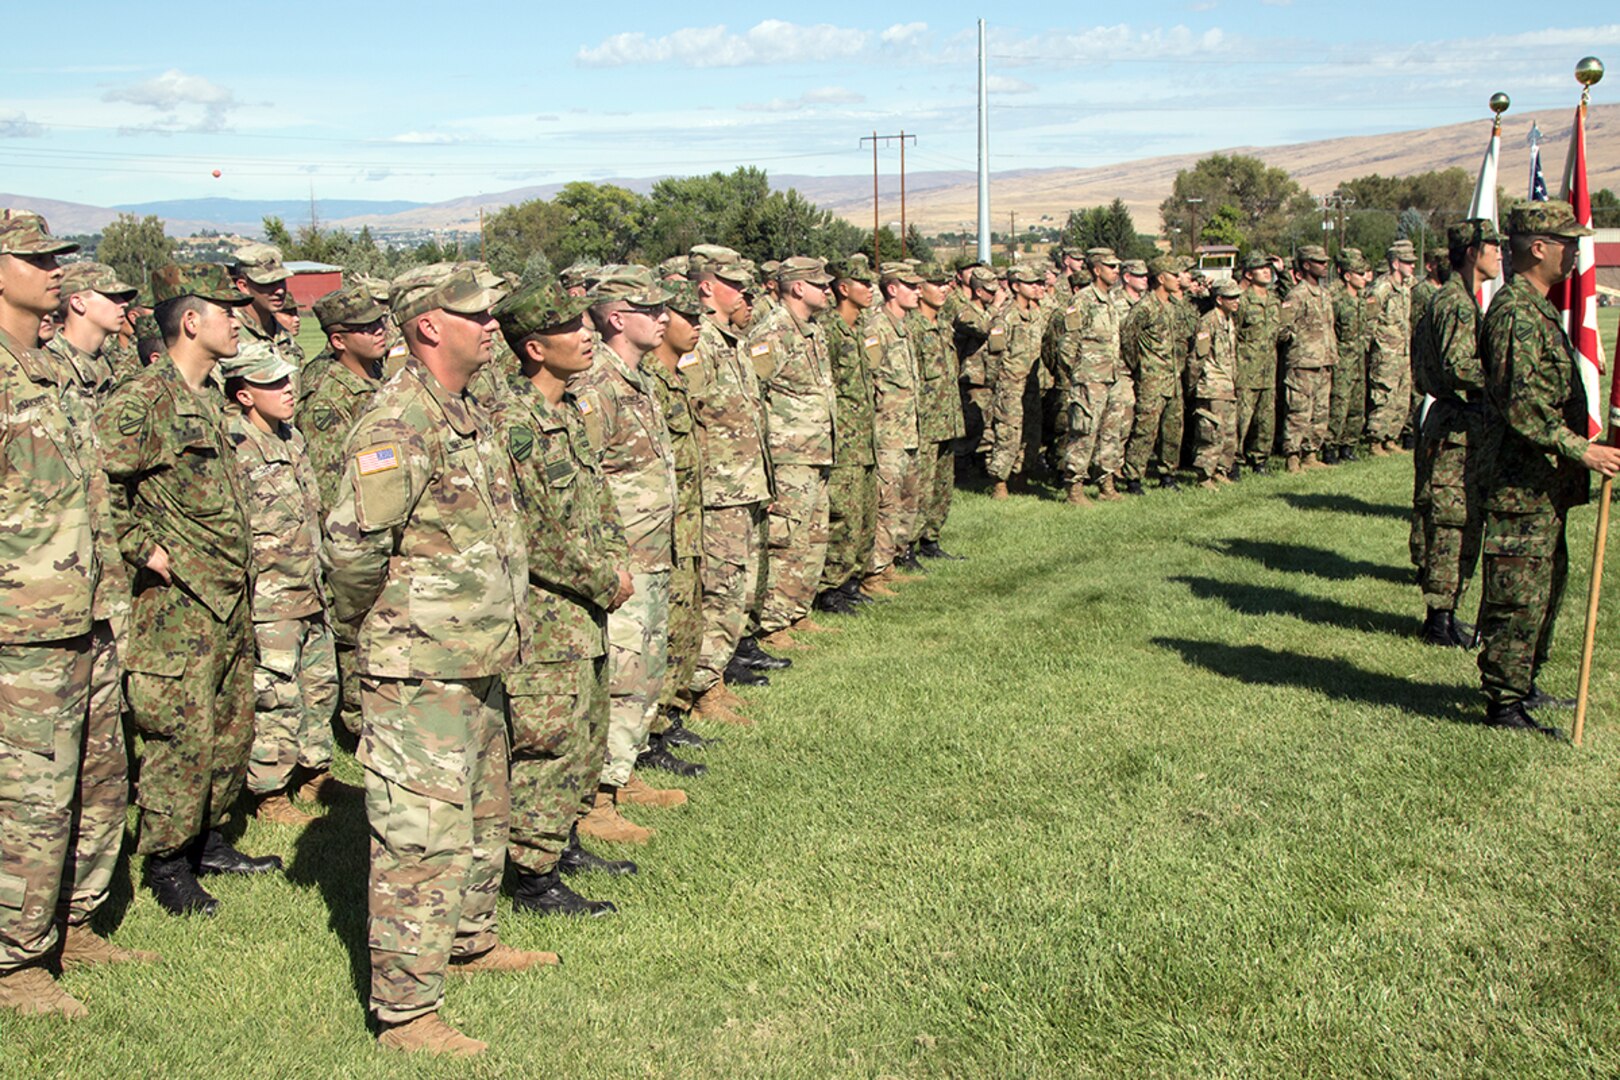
[295,769,362,805]
[378,1012,487,1057]
[1249,459,1270,476]
[1421,608,1463,648]
[0,964,87,1019]
[722,659,768,686]
[1302,451,1328,470]
[708,678,750,709]
[1320,446,1339,465]
[1098,475,1125,502]
[448,941,561,975]
[661,709,717,749]
[57,924,159,971]
[791,614,840,635]
[1369,440,1389,457]
[1122,478,1146,496]
[512,868,616,918]
[759,628,807,652]
[618,772,687,808]
[145,852,219,917]
[1065,482,1093,506]
[693,686,753,726]
[1285,454,1302,473]
[1451,614,1479,648]
[1484,701,1565,740]
[841,578,876,604]
[917,539,965,560]
[814,588,859,615]
[1216,472,1235,485]
[894,546,927,573]
[1525,685,1578,710]
[636,735,708,778]
[737,636,791,669]
[578,786,654,844]
[1199,477,1219,491]
[253,791,315,826]
[990,480,1009,500]
[1229,464,1243,481]
[1157,474,1182,491]
[560,826,638,876]
[192,830,282,876]
[1338,444,1359,462]
[861,572,898,598]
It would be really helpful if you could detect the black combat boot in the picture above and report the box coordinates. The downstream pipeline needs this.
[1421,608,1463,647]
[146,852,219,917]
[1123,478,1146,496]
[1338,444,1358,462]
[1249,459,1270,476]
[737,636,791,670]
[1157,474,1182,491]
[723,658,769,686]
[559,825,638,876]
[1320,445,1339,465]
[841,579,875,604]
[1525,685,1578,710]
[661,708,716,749]
[1450,614,1479,648]
[814,588,859,615]
[636,733,708,778]
[894,545,927,572]
[192,829,282,876]
[512,867,616,917]
[1484,701,1565,740]
[1229,463,1243,482]
[917,539,965,561]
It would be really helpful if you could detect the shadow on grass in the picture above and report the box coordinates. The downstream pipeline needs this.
[1206,537,1412,585]
[287,791,372,1025]
[1171,575,1415,638]
[1152,636,1474,722]
[1273,492,1411,521]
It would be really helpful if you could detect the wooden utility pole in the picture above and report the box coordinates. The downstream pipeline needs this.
[860,131,918,265]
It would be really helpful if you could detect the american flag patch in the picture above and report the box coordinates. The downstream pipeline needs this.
[863,336,879,347]
[676,352,699,369]
[577,398,594,415]
[356,445,399,475]
[749,342,770,356]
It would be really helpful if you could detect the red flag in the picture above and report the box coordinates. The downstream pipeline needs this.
[1550,104,1606,439]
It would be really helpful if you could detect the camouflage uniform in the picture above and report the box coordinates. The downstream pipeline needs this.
[952,291,999,460]
[1058,281,1131,485]
[638,349,702,714]
[576,345,677,788]
[869,306,922,567]
[817,304,878,592]
[1328,270,1373,451]
[1235,283,1282,468]
[1190,304,1240,480]
[1121,292,1181,482]
[1278,271,1338,457]
[687,311,770,695]
[324,327,525,1023]
[913,302,966,543]
[1364,269,1413,444]
[1159,295,1196,473]
[0,323,96,974]
[99,353,253,857]
[225,405,338,796]
[749,286,836,633]
[986,293,1046,482]
[493,374,623,877]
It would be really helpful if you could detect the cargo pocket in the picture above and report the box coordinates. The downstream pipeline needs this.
[0,869,27,913]
[505,664,580,757]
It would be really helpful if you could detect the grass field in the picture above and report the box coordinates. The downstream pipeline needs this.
[5,314,1620,1077]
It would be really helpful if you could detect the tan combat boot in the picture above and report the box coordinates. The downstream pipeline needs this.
[861,572,898,598]
[1096,475,1124,502]
[58,924,159,971]
[1285,453,1302,473]
[1368,440,1389,457]
[1302,451,1327,469]
[693,686,752,726]
[0,964,87,1019]
[760,628,807,651]
[618,772,688,808]
[1065,482,1093,506]
[254,791,316,826]
[990,481,1009,500]
[296,769,362,804]
[1216,471,1235,484]
[578,787,654,844]
[1199,477,1220,491]
[448,941,561,975]
[378,1012,488,1058]
[791,615,840,635]
[708,679,749,710]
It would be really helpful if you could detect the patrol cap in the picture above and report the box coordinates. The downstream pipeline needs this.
[1121,259,1149,277]
[1241,252,1272,271]
[218,339,296,384]
[277,292,299,314]
[1068,266,1093,288]
[133,312,160,341]
[59,261,137,300]
[1386,240,1417,264]
[967,266,1000,291]
[354,273,391,303]
[831,254,876,284]
[151,262,252,306]
[1004,263,1043,285]
[1175,256,1197,273]
[1086,246,1121,267]
[0,210,79,256]
[1338,250,1371,274]
[1335,247,1364,268]
[1297,244,1330,263]
[663,279,703,318]
[493,280,592,340]
[916,263,951,284]
[1448,217,1503,254]
[657,255,690,279]
[313,283,386,330]
[777,256,834,286]
[558,260,600,290]
[879,261,923,286]
[1213,280,1243,299]
[231,242,291,284]
[688,244,753,287]
[390,262,507,324]
[588,264,674,305]
[1147,255,1179,277]
[1508,202,1592,239]
[760,259,782,278]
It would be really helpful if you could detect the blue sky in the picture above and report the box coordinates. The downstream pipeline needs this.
[1,2,1615,207]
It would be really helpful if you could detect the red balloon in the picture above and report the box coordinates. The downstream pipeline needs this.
[211,169,222,178]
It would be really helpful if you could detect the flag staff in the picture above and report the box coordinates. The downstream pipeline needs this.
[1572,54,1607,747]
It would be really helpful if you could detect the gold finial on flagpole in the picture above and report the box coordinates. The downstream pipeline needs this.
[1576,56,1604,106]
[1489,92,1509,134]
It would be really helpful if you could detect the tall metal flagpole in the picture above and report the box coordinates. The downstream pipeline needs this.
[976,19,991,264]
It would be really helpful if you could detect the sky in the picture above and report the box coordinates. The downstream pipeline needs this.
[1,1,1616,209]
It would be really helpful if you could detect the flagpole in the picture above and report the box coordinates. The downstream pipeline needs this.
[1571,56,1606,747]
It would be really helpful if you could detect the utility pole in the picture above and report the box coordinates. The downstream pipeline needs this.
[479,206,486,263]
[860,131,917,266]
[976,18,991,264]
[1009,211,1017,259]
[1185,196,1203,259]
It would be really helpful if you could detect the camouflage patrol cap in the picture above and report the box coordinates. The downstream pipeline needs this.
[313,283,386,330]
[353,274,391,303]
[1121,259,1149,277]
[663,279,703,318]
[133,312,160,341]
[1507,201,1592,239]
[59,261,137,300]
[277,292,299,314]
[916,263,951,284]
[1386,240,1417,264]
[1068,266,1093,288]
[777,256,834,286]
[218,339,296,384]
[588,264,675,305]
[0,210,79,256]
[967,266,1000,291]
[1337,249,1371,274]
[760,259,782,278]
[1241,252,1271,271]
[151,262,252,306]
[831,254,876,284]
[879,261,923,285]
[1004,264,1043,285]
[1086,247,1121,267]
[1448,218,1503,255]
[493,280,592,340]
[1147,256,1179,277]
[657,255,690,279]
[390,262,507,323]
[231,242,291,284]
[1297,245,1330,264]
[688,244,753,286]
[1175,256,1198,273]
[1213,280,1243,299]
[558,260,600,290]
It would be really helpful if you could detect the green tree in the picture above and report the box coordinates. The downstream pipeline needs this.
[99,213,175,287]
[1198,204,1246,247]
[483,198,571,276]
[1062,199,1156,259]
[1161,155,1306,253]
[551,182,647,264]
[1593,188,1620,228]
[262,216,294,250]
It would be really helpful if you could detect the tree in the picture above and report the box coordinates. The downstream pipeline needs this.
[483,198,571,276]
[1161,155,1305,253]
[551,182,647,265]
[1593,188,1620,229]
[262,216,294,250]
[1061,200,1157,260]
[98,213,174,287]
[1198,204,1246,247]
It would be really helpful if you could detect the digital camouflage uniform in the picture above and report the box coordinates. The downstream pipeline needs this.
[0,323,96,975]
[817,302,878,592]
[1364,270,1413,444]
[575,342,677,788]
[1121,291,1180,482]
[639,346,702,715]
[492,369,623,877]
[687,308,771,695]
[324,322,525,1023]
[1235,283,1282,467]
[1475,269,1594,707]
[1328,270,1373,451]
[99,350,253,858]
[952,292,999,460]
[1059,281,1131,485]
[1278,272,1338,457]
[226,401,338,797]
[986,291,1046,482]
[1159,294,1196,473]
[1190,304,1240,480]
[869,304,922,567]
[913,301,966,543]
[749,284,836,633]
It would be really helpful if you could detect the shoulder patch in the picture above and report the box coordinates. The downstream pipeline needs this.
[676,352,699,369]
[116,400,147,437]
[577,398,594,415]
[310,403,339,431]
[509,426,534,463]
[863,336,879,348]
[387,343,407,359]
[355,444,399,476]
[749,342,771,357]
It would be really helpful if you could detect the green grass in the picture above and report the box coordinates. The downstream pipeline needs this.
[12,348,1620,1076]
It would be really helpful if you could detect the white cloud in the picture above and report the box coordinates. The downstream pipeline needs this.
[739,86,867,113]
[881,22,928,46]
[102,69,239,131]
[0,111,44,138]
[987,76,1036,95]
[577,21,870,68]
